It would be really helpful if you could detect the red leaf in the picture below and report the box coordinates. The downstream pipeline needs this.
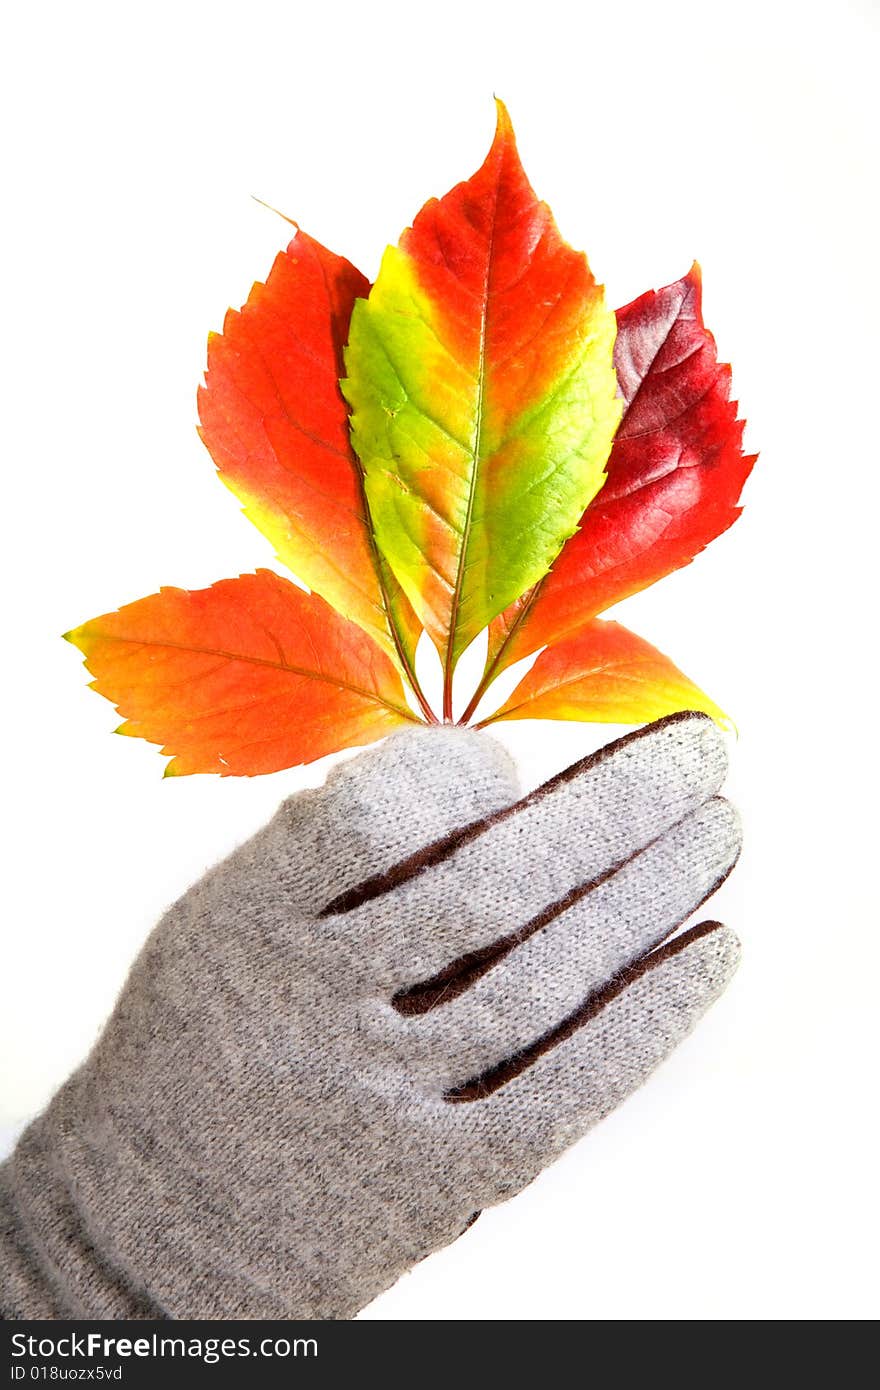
[480,265,754,690]
[65,571,416,776]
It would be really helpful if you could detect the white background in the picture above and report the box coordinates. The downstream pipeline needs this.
[2,0,878,1320]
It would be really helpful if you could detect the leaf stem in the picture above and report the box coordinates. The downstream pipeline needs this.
[346,405,437,723]
[442,652,455,723]
[459,584,541,724]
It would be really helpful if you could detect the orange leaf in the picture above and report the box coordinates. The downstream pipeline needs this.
[197,229,421,673]
[65,571,416,776]
[480,619,726,728]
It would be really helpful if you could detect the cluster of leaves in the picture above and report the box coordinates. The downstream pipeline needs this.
[67,103,753,776]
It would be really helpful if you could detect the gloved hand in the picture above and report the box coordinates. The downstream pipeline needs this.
[0,711,741,1320]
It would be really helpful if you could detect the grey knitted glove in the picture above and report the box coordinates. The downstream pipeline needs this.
[0,711,741,1320]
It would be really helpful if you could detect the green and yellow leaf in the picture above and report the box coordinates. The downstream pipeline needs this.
[342,101,620,713]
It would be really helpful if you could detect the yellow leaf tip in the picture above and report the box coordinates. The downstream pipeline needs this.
[493,96,515,143]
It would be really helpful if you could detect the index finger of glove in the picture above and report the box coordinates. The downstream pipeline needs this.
[278,725,520,916]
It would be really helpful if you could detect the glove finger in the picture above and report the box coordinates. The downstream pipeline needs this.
[331,711,727,984]
[448,921,740,1202]
[401,798,740,1088]
[277,725,520,915]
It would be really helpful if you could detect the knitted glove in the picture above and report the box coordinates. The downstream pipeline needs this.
[0,711,741,1320]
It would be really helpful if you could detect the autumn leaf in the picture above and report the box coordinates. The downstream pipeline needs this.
[468,265,754,717]
[197,228,426,708]
[67,106,753,776]
[479,619,727,729]
[65,571,416,776]
[342,99,621,718]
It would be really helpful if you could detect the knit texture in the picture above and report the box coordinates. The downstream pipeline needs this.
[0,713,741,1320]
